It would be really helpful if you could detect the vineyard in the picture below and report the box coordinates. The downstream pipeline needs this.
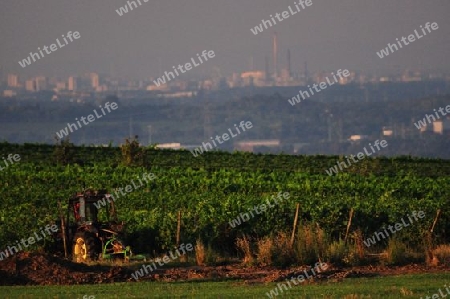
[0,141,449,265]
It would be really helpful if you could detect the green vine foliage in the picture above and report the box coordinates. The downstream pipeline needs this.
[0,142,449,255]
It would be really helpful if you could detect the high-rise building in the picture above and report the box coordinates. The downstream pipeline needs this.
[68,76,78,91]
[56,81,66,90]
[265,56,270,82]
[25,80,36,92]
[0,67,4,85]
[7,74,19,87]
[35,76,47,91]
[304,62,309,85]
[90,73,99,89]
[287,49,291,78]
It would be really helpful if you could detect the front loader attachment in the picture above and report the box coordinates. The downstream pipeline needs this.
[101,235,132,261]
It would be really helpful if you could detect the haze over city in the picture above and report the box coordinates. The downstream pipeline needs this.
[1,0,450,79]
[0,0,449,159]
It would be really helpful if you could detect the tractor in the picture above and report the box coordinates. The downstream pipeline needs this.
[55,189,132,263]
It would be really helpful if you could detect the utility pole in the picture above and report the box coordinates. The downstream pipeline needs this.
[148,125,152,145]
[327,114,333,143]
[129,116,133,138]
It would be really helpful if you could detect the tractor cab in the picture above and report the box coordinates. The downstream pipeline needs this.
[69,190,118,225]
[71,196,98,225]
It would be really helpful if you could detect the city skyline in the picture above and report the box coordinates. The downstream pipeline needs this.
[4,67,448,96]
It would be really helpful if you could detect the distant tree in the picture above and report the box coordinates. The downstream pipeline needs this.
[53,136,75,165]
[120,135,144,166]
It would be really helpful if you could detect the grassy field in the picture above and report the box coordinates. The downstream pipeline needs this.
[1,273,448,299]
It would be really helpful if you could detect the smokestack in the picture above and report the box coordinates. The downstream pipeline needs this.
[265,56,270,81]
[304,61,309,85]
[273,32,278,79]
[287,49,291,78]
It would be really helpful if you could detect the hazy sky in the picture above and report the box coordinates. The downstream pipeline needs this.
[1,0,449,79]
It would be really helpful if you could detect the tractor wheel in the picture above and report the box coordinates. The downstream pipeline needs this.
[72,231,99,263]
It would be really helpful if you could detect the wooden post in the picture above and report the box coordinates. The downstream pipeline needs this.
[344,208,354,244]
[176,210,187,262]
[176,210,182,246]
[430,209,441,233]
[427,209,442,266]
[290,203,300,248]
[57,199,68,258]
[315,222,323,264]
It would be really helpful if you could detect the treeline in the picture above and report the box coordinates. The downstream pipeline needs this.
[0,141,449,176]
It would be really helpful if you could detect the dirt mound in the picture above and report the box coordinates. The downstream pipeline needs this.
[1,252,449,286]
[0,252,130,285]
[139,265,273,282]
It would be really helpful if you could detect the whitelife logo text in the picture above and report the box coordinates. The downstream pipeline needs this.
[363,211,425,247]
[251,0,313,35]
[190,121,253,157]
[94,172,156,209]
[116,0,149,16]
[18,31,81,68]
[55,102,118,140]
[266,262,328,298]
[229,192,290,228]
[153,50,215,87]
[413,105,450,130]
[376,22,438,59]
[0,154,21,172]
[325,140,388,176]
[288,69,350,106]
[0,224,58,261]
[131,243,193,280]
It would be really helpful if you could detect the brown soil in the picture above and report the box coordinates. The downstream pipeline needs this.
[0,252,448,286]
